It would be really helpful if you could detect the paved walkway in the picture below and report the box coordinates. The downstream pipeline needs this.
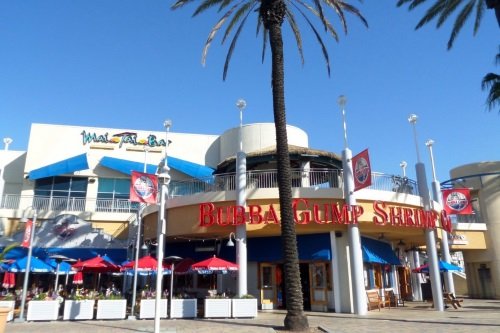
[5,298,500,333]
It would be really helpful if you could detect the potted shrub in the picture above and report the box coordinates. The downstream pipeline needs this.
[138,289,168,319]
[0,293,15,322]
[204,295,231,318]
[96,292,127,320]
[63,291,95,320]
[27,292,61,321]
[170,295,197,319]
[232,294,258,318]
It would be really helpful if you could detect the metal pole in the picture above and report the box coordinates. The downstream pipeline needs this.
[16,209,37,322]
[338,95,366,315]
[408,115,444,311]
[426,140,455,295]
[235,99,248,297]
[129,203,145,319]
[169,262,174,318]
[54,261,61,292]
[155,120,171,333]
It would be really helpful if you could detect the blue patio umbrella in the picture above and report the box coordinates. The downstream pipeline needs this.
[7,256,54,273]
[45,258,76,275]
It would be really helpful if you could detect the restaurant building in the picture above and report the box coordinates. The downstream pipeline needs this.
[0,122,494,313]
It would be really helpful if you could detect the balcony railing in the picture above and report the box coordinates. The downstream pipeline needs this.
[0,169,419,214]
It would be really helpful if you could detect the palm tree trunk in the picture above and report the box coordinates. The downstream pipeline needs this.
[264,0,308,330]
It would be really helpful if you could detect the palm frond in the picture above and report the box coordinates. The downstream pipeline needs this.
[223,8,253,80]
[415,0,448,29]
[334,1,369,29]
[294,0,339,41]
[447,0,475,49]
[171,0,198,10]
[222,2,254,44]
[437,0,463,28]
[473,0,485,35]
[194,0,228,17]
[285,8,305,65]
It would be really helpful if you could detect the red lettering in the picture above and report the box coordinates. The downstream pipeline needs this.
[351,205,364,224]
[313,204,330,224]
[403,208,414,227]
[441,210,452,233]
[216,206,232,226]
[373,201,387,226]
[233,205,246,225]
[248,205,263,224]
[331,203,349,224]
[264,204,280,224]
[199,202,215,227]
[293,199,310,224]
[389,207,404,226]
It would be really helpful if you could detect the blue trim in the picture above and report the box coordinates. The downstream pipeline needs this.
[28,153,89,180]
[99,156,214,180]
[2,247,127,264]
[361,237,401,265]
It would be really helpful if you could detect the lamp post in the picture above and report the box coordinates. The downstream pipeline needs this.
[408,115,444,311]
[15,207,37,322]
[154,119,171,333]
[425,139,455,295]
[143,146,150,173]
[0,138,13,206]
[400,161,407,177]
[128,202,146,320]
[164,255,182,318]
[235,98,248,297]
[3,137,12,151]
[338,95,366,315]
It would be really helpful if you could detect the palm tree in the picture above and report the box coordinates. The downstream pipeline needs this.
[482,47,500,112]
[172,0,367,330]
[397,0,500,49]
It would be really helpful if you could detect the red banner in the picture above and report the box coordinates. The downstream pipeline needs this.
[130,171,158,204]
[442,188,472,215]
[21,219,33,248]
[352,149,372,191]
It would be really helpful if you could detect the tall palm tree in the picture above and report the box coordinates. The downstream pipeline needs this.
[397,0,500,49]
[482,47,500,112]
[172,0,367,330]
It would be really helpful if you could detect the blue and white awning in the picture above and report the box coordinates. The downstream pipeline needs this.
[99,156,214,180]
[28,153,89,180]
[361,237,401,265]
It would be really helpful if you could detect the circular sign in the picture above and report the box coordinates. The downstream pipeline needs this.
[445,191,468,212]
[133,175,156,200]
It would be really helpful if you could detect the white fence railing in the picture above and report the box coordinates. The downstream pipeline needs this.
[1,169,420,214]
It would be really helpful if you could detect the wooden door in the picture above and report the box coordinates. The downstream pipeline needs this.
[309,262,328,311]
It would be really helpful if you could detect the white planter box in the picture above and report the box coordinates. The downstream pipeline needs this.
[0,301,15,321]
[27,300,60,321]
[232,298,258,318]
[170,299,197,318]
[63,300,95,320]
[204,298,231,318]
[139,299,167,319]
[96,299,127,320]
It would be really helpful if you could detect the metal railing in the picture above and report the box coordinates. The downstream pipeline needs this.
[1,169,420,214]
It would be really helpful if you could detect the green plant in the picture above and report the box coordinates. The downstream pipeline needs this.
[32,292,48,301]
[239,294,255,299]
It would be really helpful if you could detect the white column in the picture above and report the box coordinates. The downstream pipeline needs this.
[235,99,248,297]
[338,95,366,315]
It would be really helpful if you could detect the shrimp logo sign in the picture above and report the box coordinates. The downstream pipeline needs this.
[442,189,472,215]
[352,149,372,191]
[130,171,158,204]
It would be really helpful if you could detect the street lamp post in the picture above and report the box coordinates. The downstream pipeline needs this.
[128,202,146,320]
[400,161,407,177]
[338,95,366,315]
[235,98,248,297]
[154,120,171,333]
[425,139,455,295]
[15,207,38,322]
[408,114,444,311]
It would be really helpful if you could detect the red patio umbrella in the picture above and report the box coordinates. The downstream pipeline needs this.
[191,255,238,272]
[174,258,195,275]
[72,255,121,273]
[2,272,15,289]
[122,255,171,272]
[72,271,84,285]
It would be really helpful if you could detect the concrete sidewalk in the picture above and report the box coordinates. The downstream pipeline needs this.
[5,298,500,333]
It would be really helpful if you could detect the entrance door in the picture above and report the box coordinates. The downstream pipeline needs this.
[398,266,412,300]
[309,263,328,311]
[260,263,276,309]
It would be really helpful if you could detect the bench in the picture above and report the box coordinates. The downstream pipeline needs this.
[366,289,383,311]
[384,288,404,307]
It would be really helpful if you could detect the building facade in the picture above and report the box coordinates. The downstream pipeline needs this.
[0,122,494,314]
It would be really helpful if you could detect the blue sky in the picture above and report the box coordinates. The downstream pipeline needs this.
[0,1,498,183]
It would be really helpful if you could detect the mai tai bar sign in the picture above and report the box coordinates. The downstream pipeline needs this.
[199,199,452,233]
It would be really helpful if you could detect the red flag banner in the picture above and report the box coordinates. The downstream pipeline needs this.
[21,219,33,248]
[130,171,158,204]
[442,188,472,215]
[352,149,372,191]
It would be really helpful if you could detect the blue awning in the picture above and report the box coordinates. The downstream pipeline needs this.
[2,247,127,264]
[361,237,401,265]
[28,153,89,180]
[99,156,214,180]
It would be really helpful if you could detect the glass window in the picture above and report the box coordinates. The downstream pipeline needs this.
[34,177,88,198]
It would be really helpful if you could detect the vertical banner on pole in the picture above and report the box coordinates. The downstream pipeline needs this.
[21,219,33,248]
[352,149,372,191]
[442,188,472,215]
